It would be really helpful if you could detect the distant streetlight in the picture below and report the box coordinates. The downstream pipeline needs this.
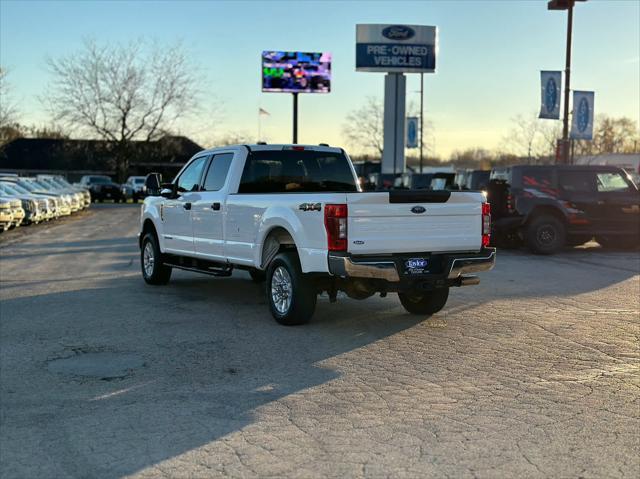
[548,0,587,164]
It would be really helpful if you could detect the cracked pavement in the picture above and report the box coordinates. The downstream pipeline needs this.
[1,204,638,478]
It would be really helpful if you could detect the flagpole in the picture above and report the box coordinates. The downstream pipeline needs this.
[258,107,261,142]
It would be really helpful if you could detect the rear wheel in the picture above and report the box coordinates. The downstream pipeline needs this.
[398,288,449,316]
[525,215,566,255]
[141,232,172,285]
[266,251,316,325]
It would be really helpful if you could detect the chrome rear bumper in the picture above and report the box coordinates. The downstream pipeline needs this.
[328,248,496,283]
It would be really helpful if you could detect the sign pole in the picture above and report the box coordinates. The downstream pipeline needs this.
[561,1,574,164]
[292,92,298,144]
[419,72,424,174]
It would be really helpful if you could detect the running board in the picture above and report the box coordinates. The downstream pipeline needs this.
[163,254,233,277]
[165,263,233,277]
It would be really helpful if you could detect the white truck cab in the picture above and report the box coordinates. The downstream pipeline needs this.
[139,144,495,325]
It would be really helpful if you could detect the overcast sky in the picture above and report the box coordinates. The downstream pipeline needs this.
[1,0,639,158]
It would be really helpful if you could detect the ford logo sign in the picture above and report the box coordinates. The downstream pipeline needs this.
[577,97,590,133]
[544,77,557,114]
[411,206,426,214]
[382,25,415,41]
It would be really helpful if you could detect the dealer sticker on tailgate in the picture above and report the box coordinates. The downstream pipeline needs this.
[404,258,429,275]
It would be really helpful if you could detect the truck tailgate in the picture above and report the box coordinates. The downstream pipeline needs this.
[347,191,483,254]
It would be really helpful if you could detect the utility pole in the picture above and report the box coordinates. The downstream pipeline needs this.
[548,0,587,164]
[419,72,424,174]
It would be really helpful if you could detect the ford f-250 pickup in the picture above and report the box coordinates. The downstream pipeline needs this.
[139,144,496,325]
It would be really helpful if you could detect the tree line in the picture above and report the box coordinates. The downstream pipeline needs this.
[342,98,640,168]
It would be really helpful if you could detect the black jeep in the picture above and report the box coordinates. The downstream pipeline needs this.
[487,165,639,254]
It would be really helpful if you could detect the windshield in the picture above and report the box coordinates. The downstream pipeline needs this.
[4,183,31,195]
[239,150,358,193]
[0,183,23,196]
[90,177,112,184]
[17,180,38,192]
[39,178,60,189]
[134,178,145,184]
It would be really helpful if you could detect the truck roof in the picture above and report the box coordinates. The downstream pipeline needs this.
[201,144,344,155]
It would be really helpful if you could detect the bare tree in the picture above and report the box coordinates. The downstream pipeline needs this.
[46,39,200,180]
[574,115,640,155]
[342,97,384,156]
[0,68,20,145]
[502,112,561,163]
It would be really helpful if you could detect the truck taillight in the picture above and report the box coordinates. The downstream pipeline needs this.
[324,204,348,251]
[482,202,491,248]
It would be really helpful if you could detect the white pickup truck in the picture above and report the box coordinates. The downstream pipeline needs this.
[139,144,495,325]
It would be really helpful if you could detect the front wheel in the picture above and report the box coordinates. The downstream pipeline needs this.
[266,251,317,325]
[398,288,449,316]
[141,232,172,285]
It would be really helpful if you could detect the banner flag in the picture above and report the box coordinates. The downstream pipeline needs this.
[570,91,595,140]
[406,117,419,148]
[539,71,562,119]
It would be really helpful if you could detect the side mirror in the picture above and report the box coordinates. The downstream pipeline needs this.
[145,173,162,195]
[160,183,177,199]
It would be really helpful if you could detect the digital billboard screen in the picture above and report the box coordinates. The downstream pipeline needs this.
[262,51,331,94]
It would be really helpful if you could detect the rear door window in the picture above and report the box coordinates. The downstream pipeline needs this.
[559,171,596,193]
[202,153,233,191]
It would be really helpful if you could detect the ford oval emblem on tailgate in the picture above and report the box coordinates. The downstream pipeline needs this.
[411,206,426,214]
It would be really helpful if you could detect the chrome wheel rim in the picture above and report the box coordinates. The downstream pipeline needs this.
[271,266,292,315]
[143,242,155,277]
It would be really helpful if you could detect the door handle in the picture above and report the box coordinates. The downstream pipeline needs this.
[211,202,221,211]
[183,202,192,210]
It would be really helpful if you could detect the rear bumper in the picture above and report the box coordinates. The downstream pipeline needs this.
[328,248,496,283]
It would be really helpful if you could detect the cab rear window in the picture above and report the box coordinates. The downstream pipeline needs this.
[239,150,357,193]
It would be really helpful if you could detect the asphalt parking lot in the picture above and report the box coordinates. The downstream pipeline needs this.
[0,204,638,478]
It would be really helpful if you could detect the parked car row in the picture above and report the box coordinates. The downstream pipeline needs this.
[0,174,91,233]
[76,175,148,203]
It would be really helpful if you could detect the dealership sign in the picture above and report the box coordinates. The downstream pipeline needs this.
[356,24,437,73]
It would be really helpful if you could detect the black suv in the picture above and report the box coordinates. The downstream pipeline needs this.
[78,175,124,203]
[488,165,639,254]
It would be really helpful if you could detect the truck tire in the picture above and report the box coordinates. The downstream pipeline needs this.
[525,215,566,255]
[398,287,449,316]
[266,251,316,325]
[141,232,172,285]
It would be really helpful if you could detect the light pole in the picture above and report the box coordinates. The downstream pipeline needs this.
[419,72,424,174]
[548,0,587,164]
